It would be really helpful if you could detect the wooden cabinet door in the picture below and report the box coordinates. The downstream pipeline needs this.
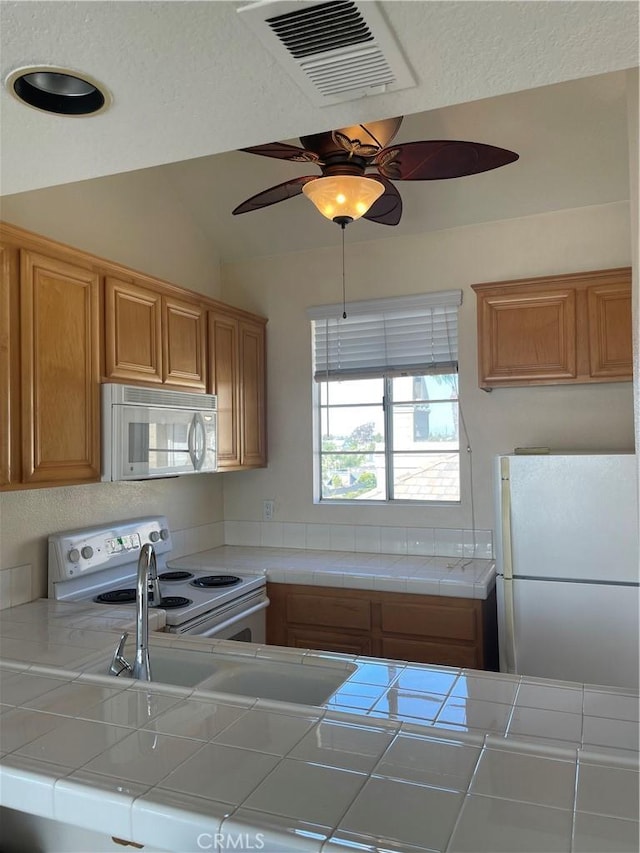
[104,277,162,383]
[476,287,577,386]
[0,244,14,486]
[20,251,100,484]
[208,312,241,468]
[239,319,266,467]
[587,282,632,378]
[162,296,206,390]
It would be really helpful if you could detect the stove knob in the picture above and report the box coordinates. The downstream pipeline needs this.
[81,546,94,560]
[160,528,169,541]
[68,548,80,563]
[149,530,160,543]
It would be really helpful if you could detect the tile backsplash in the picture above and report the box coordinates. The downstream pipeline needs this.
[0,521,226,612]
[0,520,492,612]
[224,521,494,561]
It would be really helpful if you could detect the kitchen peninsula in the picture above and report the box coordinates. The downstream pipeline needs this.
[0,595,637,853]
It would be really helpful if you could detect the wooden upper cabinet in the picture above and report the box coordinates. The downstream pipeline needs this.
[104,279,206,391]
[1,221,267,487]
[208,312,241,467]
[472,268,632,389]
[162,296,206,390]
[587,282,633,379]
[20,250,100,484]
[239,319,267,468]
[208,311,267,470]
[0,244,15,486]
[104,277,163,383]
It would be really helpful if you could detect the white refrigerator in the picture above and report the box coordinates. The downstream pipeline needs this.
[495,453,639,689]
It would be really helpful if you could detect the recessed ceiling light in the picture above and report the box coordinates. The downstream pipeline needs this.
[5,66,111,116]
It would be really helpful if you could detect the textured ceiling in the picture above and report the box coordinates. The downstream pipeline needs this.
[1,1,638,198]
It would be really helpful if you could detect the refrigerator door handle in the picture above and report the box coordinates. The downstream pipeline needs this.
[500,457,517,672]
[500,457,514,581]
[502,577,517,673]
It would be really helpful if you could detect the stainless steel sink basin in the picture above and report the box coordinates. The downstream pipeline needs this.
[86,644,355,704]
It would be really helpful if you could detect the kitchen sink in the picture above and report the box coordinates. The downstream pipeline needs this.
[84,645,355,705]
[198,659,354,704]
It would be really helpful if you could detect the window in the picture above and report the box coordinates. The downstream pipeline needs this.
[309,291,462,503]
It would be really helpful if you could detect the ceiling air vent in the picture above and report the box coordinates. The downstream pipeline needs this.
[237,0,414,105]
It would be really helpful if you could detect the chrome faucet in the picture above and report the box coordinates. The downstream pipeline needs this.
[108,543,159,681]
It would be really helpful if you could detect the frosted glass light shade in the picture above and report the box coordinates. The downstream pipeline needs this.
[302,175,385,222]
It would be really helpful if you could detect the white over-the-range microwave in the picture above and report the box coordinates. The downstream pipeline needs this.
[101,383,217,481]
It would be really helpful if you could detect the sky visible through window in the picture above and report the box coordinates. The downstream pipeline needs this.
[319,374,460,502]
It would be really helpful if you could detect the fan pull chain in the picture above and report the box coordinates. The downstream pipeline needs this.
[341,221,347,319]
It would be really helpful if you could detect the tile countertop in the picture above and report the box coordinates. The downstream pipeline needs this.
[0,600,638,853]
[167,546,496,599]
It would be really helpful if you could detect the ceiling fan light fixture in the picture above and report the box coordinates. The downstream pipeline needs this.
[303,175,384,223]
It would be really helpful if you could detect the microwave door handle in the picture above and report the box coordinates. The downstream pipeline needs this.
[187,415,198,469]
[193,412,206,471]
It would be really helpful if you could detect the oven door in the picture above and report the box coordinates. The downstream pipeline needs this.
[165,590,269,642]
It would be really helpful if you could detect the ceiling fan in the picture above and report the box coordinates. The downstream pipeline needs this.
[232,116,519,227]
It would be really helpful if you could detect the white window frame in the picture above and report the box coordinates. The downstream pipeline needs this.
[309,291,462,506]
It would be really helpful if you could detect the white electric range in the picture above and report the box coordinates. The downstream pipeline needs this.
[47,516,268,641]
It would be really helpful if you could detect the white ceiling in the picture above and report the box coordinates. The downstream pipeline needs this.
[0,1,637,262]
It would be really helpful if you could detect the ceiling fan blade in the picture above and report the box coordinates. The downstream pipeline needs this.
[232,177,317,215]
[363,177,403,226]
[377,140,519,180]
[240,142,319,163]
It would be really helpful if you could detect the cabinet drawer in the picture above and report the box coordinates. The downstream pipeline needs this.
[380,602,477,641]
[288,628,372,656]
[382,637,478,668]
[286,594,371,630]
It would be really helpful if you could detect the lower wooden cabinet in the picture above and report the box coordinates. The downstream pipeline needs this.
[267,583,498,670]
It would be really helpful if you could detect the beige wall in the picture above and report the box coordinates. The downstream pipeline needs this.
[0,167,222,298]
[221,201,635,532]
[0,476,225,604]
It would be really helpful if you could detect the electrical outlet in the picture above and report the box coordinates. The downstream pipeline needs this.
[263,500,274,521]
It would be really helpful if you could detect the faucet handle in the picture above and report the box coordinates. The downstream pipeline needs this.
[109,632,132,677]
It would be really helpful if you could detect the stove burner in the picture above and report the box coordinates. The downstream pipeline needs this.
[94,590,191,609]
[95,589,135,604]
[159,571,194,582]
[191,574,241,589]
[159,596,192,609]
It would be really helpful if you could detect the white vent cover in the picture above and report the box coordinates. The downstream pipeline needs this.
[237,0,414,105]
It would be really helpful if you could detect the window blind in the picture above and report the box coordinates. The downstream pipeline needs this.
[308,290,462,381]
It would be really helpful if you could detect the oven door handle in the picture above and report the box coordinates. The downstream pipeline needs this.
[201,598,270,638]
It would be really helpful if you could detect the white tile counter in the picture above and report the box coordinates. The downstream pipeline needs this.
[0,600,638,853]
[168,546,496,599]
